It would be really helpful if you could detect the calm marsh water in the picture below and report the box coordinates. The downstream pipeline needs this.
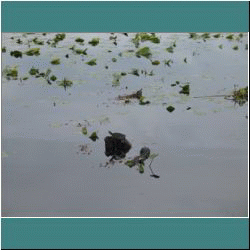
[1,33,248,217]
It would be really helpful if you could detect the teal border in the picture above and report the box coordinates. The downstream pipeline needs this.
[1,1,249,249]
[1,1,249,32]
[1,218,249,249]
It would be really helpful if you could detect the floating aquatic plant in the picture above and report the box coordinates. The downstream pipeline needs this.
[75,37,84,44]
[53,33,66,43]
[166,106,175,112]
[33,37,44,45]
[152,60,160,65]
[86,59,97,66]
[3,66,18,80]
[25,48,40,56]
[50,75,57,81]
[136,46,152,59]
[58,78,73,89]
[51,58,61,65]
[165,59,173,67]
[74,48,88,55]
[132,33,160,47]
[10,50,22,58]
[29,67,39,75]
[179,84,190,95]
[112,58,117,62]
[166,46,174,53]
[213,33,221,38]
[201,33,210,39]
[82,127,88,135]
[88,38,100,46]
[226,34,234,40]
[2,47,6,53]
[189,33,199,39]
[232,46,239,50]
[89,131,99,141]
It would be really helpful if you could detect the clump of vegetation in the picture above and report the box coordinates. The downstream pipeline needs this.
[165,59,173,67]
[226,34,234,40]
[166,106,175,112]
[33,37,44,45]
[3,66,18,80]
[135,46,152,59]
[189,33,199,39]
[132,33,160,47]
[86,58,97,66]
[2,47,6,53]
[232,46,239,50]
[166,46,174,53]
[82,127,88,135]
[25,48,40,56]
[53,33,66,44]
[151,60,160,65]
[201,33,210,39]
[10,50,22,58]
[89,131,99,141]
[179,84,190,95]
[129,69,140,76]
[50,75,57,81]
[29,67,39,75]
[75,37,84,44]
[16,38,23,44]
[213,33,221,38]
[74,48,87,55]
[232,86,248,105]
[139,96,150,105]
[51,58,60,65]
[88,38,100,46]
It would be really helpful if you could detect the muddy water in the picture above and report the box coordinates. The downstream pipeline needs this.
[1,33,248,217]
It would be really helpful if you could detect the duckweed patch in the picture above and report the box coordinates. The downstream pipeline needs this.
[10,50,22,58]
[86,59,97,66]
[25,48,40,56]
[136,46,152,59]
[88,38,100,46]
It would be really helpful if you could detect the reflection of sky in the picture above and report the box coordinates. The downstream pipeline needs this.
[1,33,248,217]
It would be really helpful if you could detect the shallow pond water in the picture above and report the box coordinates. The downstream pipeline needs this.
[1,33,248,217]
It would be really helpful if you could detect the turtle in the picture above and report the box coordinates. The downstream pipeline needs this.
[108,131,126,142]
[105,131,131,159]
[140,147,151,160]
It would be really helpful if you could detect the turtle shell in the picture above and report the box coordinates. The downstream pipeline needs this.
[108,131,126,140]
[140,147,150,160]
